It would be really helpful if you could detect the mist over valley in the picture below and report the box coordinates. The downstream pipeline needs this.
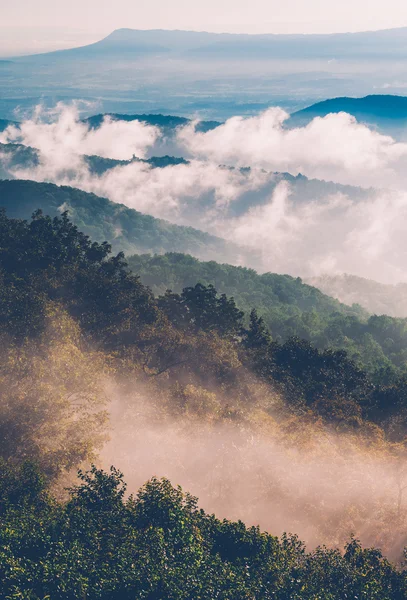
[3,12,407,598]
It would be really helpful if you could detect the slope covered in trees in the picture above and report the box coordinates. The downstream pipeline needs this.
[1,465,405,599]
[0,179,241,260]
[128,252,407,379]
[2,209,407,596]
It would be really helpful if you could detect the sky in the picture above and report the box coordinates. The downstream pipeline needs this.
[2,0,407,55]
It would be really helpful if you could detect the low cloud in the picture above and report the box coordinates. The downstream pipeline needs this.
[178,108,407,189]
[223,181,407,283]
[3,103,407,283]
[2,102,159,162]
[102,384,407,559]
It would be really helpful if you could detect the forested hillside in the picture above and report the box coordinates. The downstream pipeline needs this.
[128,252,407,380]
[0,179,241,260]
[2,209,407,595]
[2,466,405,599]
[2,176,406,380]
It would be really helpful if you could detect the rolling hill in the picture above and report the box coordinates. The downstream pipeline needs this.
[289,95,407,137]
[84,113,221,134]
[126,252,407,378]
[0,179,243,260]
[128,251,365,318]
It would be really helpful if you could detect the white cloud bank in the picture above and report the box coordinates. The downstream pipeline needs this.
[2,103,159,162]
[3,103,407,283]
[178,108,407,189]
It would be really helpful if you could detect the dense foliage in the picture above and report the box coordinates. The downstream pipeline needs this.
[0,179,239,260]
[2,209,407,442]
[2,209,407,596]
[128,252,407,380]
[1,464,405,599]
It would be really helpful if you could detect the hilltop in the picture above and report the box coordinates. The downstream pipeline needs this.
[289,95,407,136]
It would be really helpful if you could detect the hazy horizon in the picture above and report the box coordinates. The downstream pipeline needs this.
[2,0,407,57]
[7,23,407,59]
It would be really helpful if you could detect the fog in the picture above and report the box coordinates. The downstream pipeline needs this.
[101,380,407,559]
[4,101,407,560]
[177,108,407,188]
[2,103,407,283]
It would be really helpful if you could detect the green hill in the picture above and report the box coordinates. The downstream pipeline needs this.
[3,178,407,379]
[127,252,407,379]
[2,208,407,591]
[0,179,242,261]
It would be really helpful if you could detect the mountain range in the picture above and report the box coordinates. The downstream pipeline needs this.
[0,134,374,220]
[3,28,407,119]
[15,27,407,62]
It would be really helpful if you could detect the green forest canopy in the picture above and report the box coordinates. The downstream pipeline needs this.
[1,209,407,596]
[128,252,407,381]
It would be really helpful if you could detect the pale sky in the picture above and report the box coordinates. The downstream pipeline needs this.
[2,0,407,56]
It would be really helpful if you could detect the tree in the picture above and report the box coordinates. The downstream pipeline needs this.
[244,308,272,350]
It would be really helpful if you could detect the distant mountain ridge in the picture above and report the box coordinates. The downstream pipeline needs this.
[289,95,407,136]
[14,27,407,61]
[0,138,373,210]
[4,98,407,143]
[84,113,221,133]
[6,28,407,121]
[0,119,17,132]
[0,141,190,178]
